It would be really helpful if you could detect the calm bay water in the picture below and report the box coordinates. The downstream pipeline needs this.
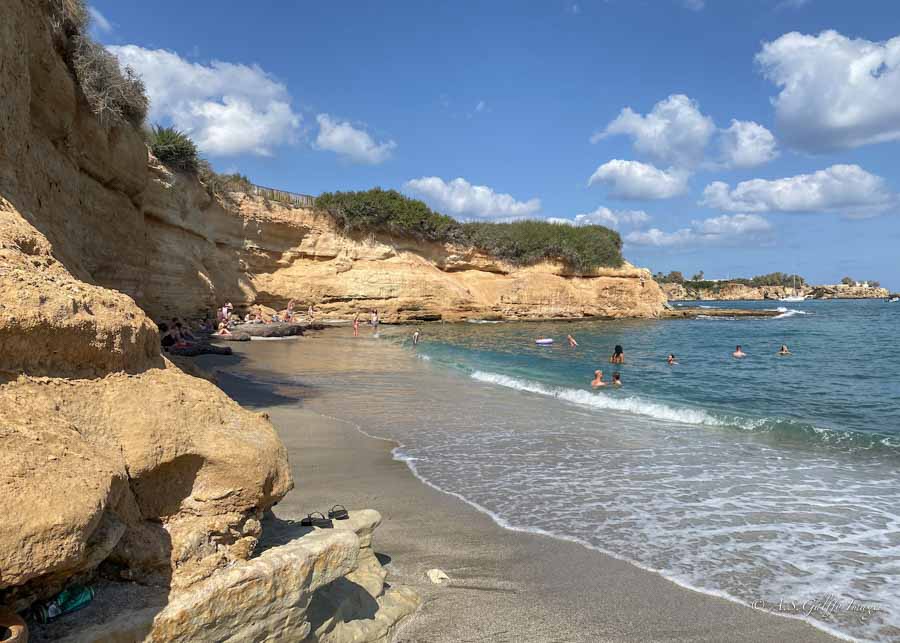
[233,299,900,641]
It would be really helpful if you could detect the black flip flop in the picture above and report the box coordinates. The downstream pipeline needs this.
[328,505,350,520]
[300,512,333,528]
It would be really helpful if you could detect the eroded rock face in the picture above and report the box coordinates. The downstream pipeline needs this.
[660,281,889,301]
[0,0,292,609]
[129,186,668,322]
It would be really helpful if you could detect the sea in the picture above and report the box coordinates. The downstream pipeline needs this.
[229,299,900,642]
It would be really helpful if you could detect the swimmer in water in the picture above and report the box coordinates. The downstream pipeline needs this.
[778,344,792,356]
[567,334,578,348]
[733,345,747,359]
[413,328,420,345]
[610,345,625,364]
[591,370,606,388]
[667,353,678,365]
[612,372,622,386]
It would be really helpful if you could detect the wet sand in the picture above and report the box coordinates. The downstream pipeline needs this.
[203,333,839,643]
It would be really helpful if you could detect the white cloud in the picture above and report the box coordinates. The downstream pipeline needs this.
[88,6,112,33]
[593,94,715,168]
[625,214,772,247]
[475,100,486,113]
[594,94,777,170]
[588,160,688,200]
[682,0,705,10]
[109,45,300,156]
[404,177,541,219]
[757,30,900,152]
[314,114,396,164]
[776,0,811,10]
[573,207,651,228]
[701,164,896,216]
[719,120,779,168]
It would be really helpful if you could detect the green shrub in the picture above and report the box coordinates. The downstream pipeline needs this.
[462,220,622,272]
[316,188,463,243]
[315,189,624,271]
[148,126,199,173]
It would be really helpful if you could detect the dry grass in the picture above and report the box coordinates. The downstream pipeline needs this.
[45,0,149,129]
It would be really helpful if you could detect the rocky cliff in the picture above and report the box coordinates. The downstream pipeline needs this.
[1,2,418,640]
[131,177,666,322]
[661,282,888,301]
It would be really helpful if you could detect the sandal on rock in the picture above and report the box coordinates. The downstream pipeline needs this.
[300,512,333,528]
[328,505,350,520]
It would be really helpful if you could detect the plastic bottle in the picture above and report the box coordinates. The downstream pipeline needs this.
[33,585,95,624]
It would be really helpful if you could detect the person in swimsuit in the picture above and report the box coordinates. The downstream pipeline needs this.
[591,370,606,388]
[413,328,421,345]
[353,313,360,337]
[610,345,625,364]
[612,372,622,386]
[778,344,792,355]
[667,353,678,365]
[733,345,747,359]
[567,334,578,348]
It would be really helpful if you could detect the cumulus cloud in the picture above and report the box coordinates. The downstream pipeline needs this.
[588,160,688,200]
[110,45,300,156]
[719,120,779,168]
[625,214,772,247]
[700,164,896,216]
[404,177,541,219]
[593,94,715,168]
[88,6,112,33]
[594,94,777,170]
[757,30,900,151]
[573,207,651,228]
[314,114,396,164]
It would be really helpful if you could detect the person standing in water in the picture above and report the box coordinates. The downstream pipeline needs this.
[733,345,747,358]
[353,313,360,337]
[413,328,421,345]
[612,372,622,386]
[610,345,625,364]
[778,344,792,356]
[591,370,606,388]
[567,334,578,348]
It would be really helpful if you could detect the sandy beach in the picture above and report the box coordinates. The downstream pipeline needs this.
[202,331,839,643]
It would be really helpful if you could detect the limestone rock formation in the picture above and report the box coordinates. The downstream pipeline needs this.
[0,0,291,613]
[661,281,889,302]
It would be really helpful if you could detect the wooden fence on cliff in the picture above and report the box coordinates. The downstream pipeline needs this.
[249,184,317,208]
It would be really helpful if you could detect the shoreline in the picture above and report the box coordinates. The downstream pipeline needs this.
[201,333,841,642]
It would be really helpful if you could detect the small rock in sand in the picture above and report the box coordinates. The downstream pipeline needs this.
[426,568,450,585]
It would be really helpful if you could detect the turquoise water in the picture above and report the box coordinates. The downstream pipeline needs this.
[373,300,900,641]
[230,300,900,641]
[407,300,900,449]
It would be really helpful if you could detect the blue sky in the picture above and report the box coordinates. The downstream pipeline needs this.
[91,1,900,288]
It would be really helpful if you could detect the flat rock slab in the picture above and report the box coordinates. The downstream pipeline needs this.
[232,323,305,338]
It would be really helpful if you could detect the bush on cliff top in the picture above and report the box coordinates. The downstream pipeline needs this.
[315,189,624,271]
[46,0,149,128]
[147,126,199,173]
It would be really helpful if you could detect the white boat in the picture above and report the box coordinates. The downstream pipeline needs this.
[889,296,899,303]
[779,275,806,302]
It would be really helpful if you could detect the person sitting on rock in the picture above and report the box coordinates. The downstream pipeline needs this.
[217,322,232,336]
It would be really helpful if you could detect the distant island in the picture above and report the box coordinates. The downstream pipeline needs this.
[654,271,889,301]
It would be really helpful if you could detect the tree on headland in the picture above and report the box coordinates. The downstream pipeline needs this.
[869,280,880,288]
[841,276,855,285]
[691,271,704,281]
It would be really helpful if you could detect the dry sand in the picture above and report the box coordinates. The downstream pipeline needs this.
[207,336,839,643]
